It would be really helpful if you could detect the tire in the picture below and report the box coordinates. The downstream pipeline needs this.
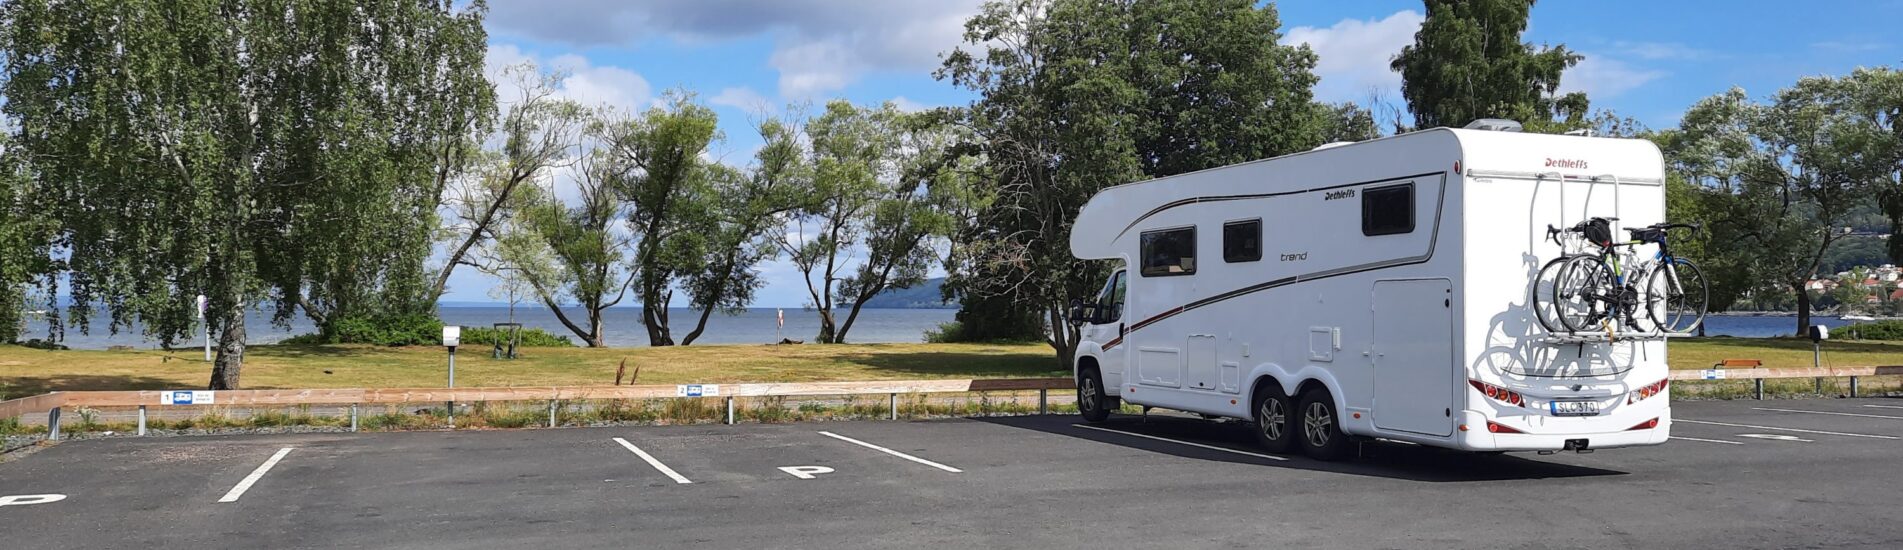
[1555,256,1613,334]
[1250,383,1296,453]
[1531,256,1573,333]
[1297,389,1351,461]
[1647,258,1708,334]
[1078,368,1111,423]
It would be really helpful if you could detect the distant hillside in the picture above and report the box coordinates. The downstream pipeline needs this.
[861,278,954,309]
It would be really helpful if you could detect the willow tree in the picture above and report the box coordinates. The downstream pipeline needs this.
[601,93,722,346]
[0,0,493,388]
[680,117,808,345]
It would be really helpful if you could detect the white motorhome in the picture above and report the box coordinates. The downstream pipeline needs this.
[1067,124,1672,460]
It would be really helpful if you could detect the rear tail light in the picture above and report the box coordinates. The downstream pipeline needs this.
[1486,420,1523,434]
[1469,379,1525,407]
[1628,379,1670,404]
[1627,417,1660,431]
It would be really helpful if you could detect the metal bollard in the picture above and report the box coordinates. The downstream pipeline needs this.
[47,407,61,441]
[349,404,359,432]
[1039,388,1048,415]
[889,393,898,421]
[137,405,147,436]
[726,396,735,425]
[1815,377,1824,395]
[1755,378,1765,400]
[1851,376,1860,398]
[548,400,558,428]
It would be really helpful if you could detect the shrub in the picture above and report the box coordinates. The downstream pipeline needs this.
[459,326,574,347]
[282,313,444,346]
[923,321,965,343]
[1843,320,1903,341]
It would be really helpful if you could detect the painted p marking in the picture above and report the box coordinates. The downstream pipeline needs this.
[0,494,66,507]
[778,466,836,479]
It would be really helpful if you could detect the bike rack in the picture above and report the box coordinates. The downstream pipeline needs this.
[1535,330,1688,345]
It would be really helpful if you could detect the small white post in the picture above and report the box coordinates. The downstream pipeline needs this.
[47,407,60,441]
[889,393,898,421]
[349,404,359,432]
[548,400,558,428]
[137,405,148,436]
[726,397,735,425]
[1038,389,1049,415]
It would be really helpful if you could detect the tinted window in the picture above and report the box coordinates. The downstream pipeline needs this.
[1362,183,1414,236]
[1140,227,1196,277]
[1094,270,1125,323]
[1223,219,1261,263]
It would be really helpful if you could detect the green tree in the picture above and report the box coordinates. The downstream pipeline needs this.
[680,117,808,345]
[940,0,1328,363]
[0,134,55,342]
[503,142,632,348]
[1832,68,1903,263]
[1389,0,1586,130]
[1673,83,1879,334]
[775,100,899,343]
[437,63,584,302]
[600,92,723,346]
[0,0,492,388]
[833,110,976,343]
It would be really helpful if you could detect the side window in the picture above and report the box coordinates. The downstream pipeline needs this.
[1095,270,1125,323]
[1362,182,1415,236]
[1140,227,1197,277]
[1222,219,1261,263]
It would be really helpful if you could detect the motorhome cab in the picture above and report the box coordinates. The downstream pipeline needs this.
[1067,122,1672,460]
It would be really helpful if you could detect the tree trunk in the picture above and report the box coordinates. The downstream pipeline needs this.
[1792,282,1813,337]
[208,301,246,390]
[816,310,837,344]
[1046,304,1078,369]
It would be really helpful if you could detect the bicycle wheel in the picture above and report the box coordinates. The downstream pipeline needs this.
[1531,256,1573,333]
[1555,256,1613,334]
[1647,257,1709,333]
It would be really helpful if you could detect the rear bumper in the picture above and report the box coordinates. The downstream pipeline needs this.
[1453,409,1671,451]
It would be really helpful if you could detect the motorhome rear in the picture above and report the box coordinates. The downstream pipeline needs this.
[1067,126,1672,460]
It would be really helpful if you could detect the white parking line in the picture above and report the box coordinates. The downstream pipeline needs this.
[1072,424,1290,461]
[1670,436,1743,445]
[612,438,692,484]
[1675,419,1899,440]
[817,431,963,473]
[1864,404,1903,410]
[1754,407,1903,420]
[218,447,293,503]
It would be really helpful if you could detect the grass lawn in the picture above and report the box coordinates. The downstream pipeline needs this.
[0,342,1063,400]
[2,337,1897,400]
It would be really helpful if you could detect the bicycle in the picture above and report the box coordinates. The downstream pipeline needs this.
[1551,218,1709,336]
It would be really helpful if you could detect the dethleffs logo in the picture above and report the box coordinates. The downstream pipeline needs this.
[1544,157,1589,170]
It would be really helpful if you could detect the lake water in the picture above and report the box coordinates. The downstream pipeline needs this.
[25,307,959,349]
[15,307,1871,350]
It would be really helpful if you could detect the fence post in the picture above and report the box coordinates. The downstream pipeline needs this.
[726,396,735,425]
[1755,378,1765,400]
[1815,377,1824,395]
[1851,376,1860,398]
[890,393,898,421]
[349,404,359,432]
[1039,388,1048,415]
[547,400,557,428]
[47,407,60,441]
[137,405,147,436]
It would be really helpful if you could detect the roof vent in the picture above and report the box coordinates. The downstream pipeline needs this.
[1311,141,1356,151]
[1464,118,1523,132]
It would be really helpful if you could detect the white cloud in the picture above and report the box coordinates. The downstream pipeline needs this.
[486,44,652,112]
[485,0,982,99]
[1286,10,1424,103]
[1559,54,1667,99]
[1611,41,1717,61]
[888,96,932,113]
[1812,40,1888,52]
[709,87,775,115]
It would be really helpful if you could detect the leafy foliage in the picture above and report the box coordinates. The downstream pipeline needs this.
[600,92,724,346]
[1389,0,1585,131]
[458,326,575,348]
[939,0,1330,362]
[1842,320,1903,341]
[0,0,494,387]
[282,313,444,347]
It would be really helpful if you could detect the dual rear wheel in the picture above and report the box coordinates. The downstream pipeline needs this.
[1254,384,1350,461]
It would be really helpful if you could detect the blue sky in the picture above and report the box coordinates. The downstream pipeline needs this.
[445,0,1903,307]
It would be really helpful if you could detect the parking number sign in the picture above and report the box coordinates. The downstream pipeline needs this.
[164,391,215,405]
[675,384,720,397]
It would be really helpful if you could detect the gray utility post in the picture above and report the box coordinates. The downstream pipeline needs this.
[443,326,461,428]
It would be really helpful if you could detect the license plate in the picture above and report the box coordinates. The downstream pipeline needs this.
[1549,400,1599,416]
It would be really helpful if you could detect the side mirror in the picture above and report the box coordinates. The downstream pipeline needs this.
[1067,299,1088,326]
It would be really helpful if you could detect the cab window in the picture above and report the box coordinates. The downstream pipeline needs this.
[1095,270,1125,323]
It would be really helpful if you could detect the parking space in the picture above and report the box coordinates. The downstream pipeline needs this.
[5,398,1903,548]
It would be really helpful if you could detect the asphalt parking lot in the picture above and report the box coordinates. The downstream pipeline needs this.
[5,398,1903,549]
